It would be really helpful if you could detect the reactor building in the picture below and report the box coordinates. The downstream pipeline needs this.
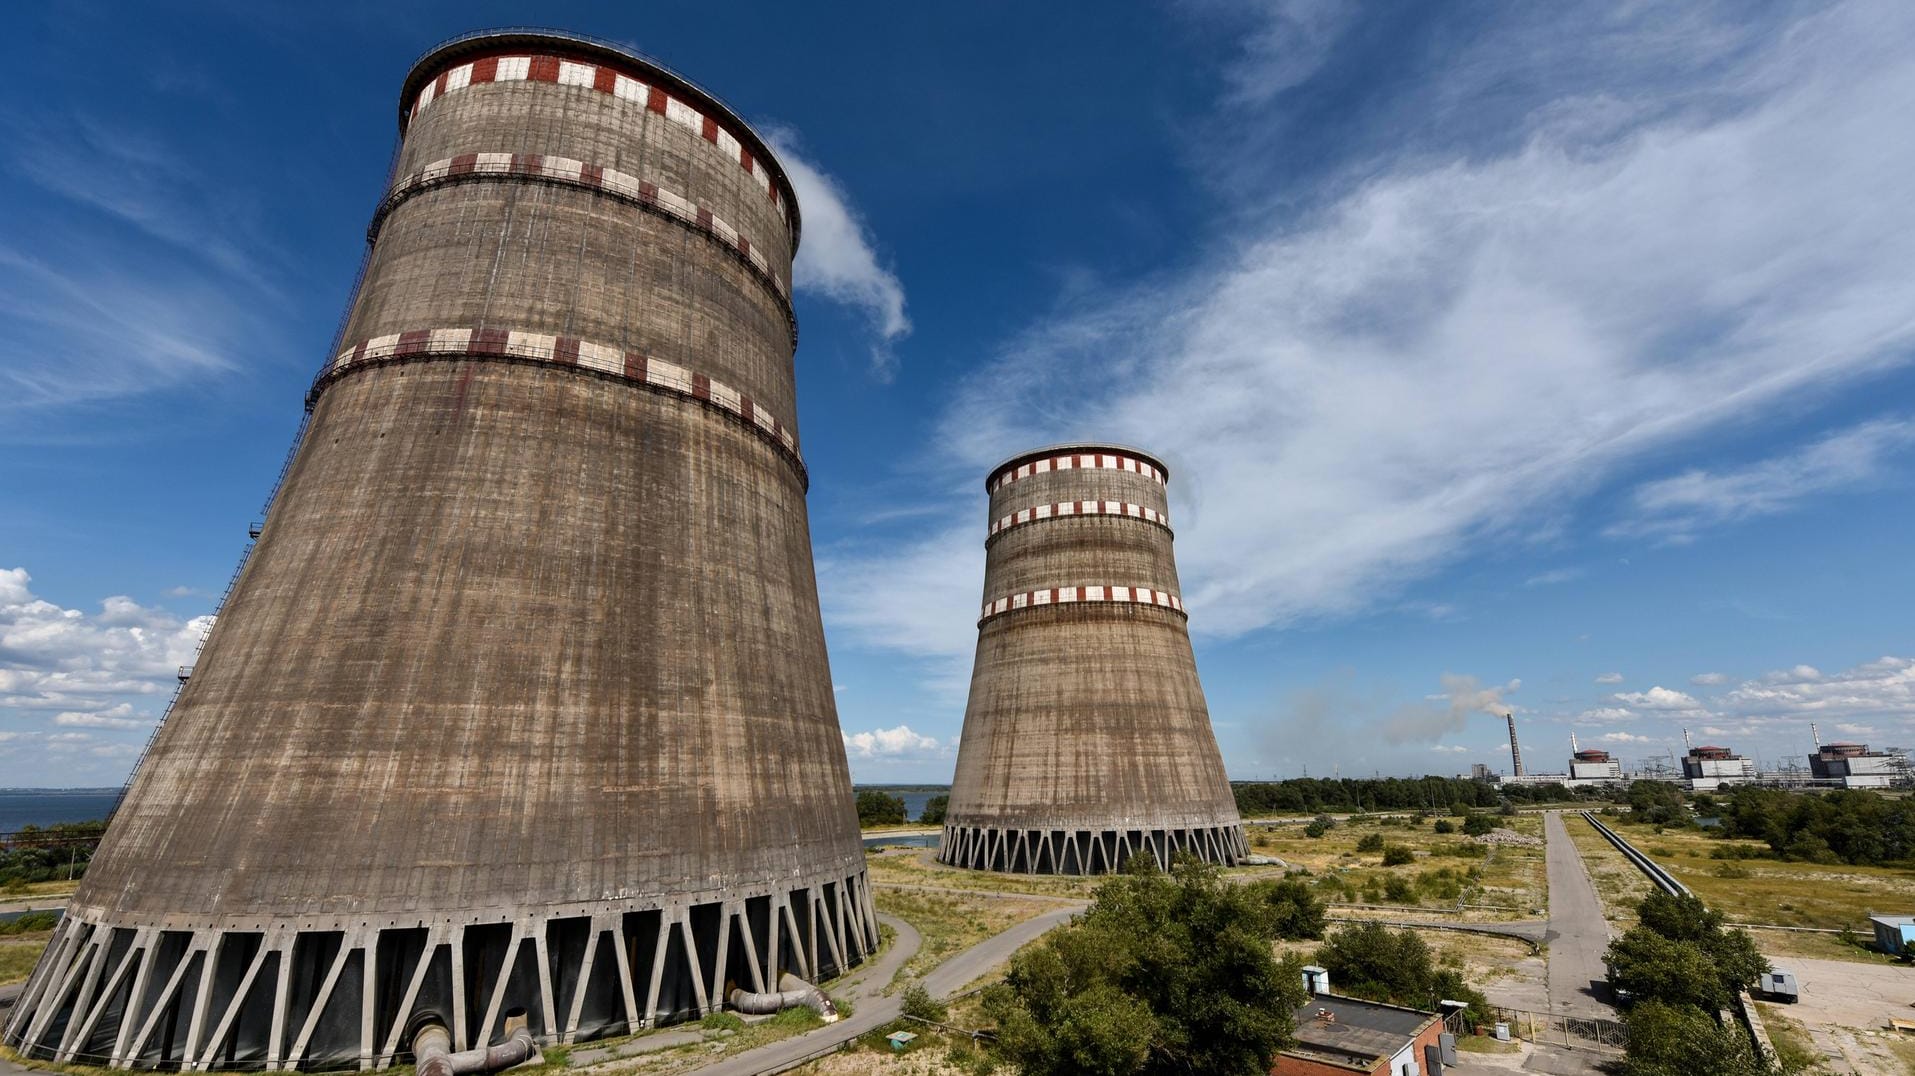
[940,444,1246,874]
[5,31,874,1069]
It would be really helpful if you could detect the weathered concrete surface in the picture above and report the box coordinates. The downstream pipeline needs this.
[1544,812,1618,1020]
[943,445,1244,873]
[6,32,868,1072]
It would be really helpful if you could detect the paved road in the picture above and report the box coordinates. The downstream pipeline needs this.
[1543,812,1616,1020]
[687,905,1079,1075]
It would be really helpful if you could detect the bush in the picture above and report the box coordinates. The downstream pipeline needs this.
[1461,814,1495,837]
[1380,846,1414,867]
[0,911,58,935]
[1431,841,1487,859]
[1304,816,1334,839]
[856,790,907,827]
[919,794,949,825]
[901,982,947,1023]
[1259,877,1328,940]
[1382,876,1415,903]
[985,858,1308,1075]
[1432,819,1455,835]
[1355,833,1385,853]
[1314,923,1491,1027]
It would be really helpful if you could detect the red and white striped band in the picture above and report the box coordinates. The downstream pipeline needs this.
[988,453,1167,494]
[979,586,1186,623]
[378,154,790,302]
[410,54,788,230]
[988,501,1169,538]
[317,328,802,473]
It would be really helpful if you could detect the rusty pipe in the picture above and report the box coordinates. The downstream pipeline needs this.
[412,1013,537,1076]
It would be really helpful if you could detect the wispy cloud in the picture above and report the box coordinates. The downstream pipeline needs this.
[842,724,944,761]
[769,134,910,380]
[1525,568,1584,588]
[828,0,1915,650]
[1594,672,1624,684]
[1608,417,1915,543]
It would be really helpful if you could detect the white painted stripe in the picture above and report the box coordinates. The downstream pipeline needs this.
[978,585,1188,622]
[988,452,1167,493]
[385,156,790,299]
[408,53,790,229]
[326,327,802,460]
[988,501,1168,536]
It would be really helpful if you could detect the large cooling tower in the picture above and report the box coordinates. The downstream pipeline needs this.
[5,31,875,1070]
[940,445,1246,874]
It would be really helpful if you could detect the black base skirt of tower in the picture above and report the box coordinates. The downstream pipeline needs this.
[938,823,1246,875]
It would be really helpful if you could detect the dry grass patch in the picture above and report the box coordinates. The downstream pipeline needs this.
[864,848,1096,900]
[874,889,1058,983]
[1563,815,1655,926]
[0,929,52,984]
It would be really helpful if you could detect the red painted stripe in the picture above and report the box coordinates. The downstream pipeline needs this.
[638,181,658,203]
[696,207,713,230]
[647,86,668,114]
[469,57,498,84]
[528,55,561,82]
[469,328,510,355]
[623,351,648,380]
[552,337,580,365]
[448,152,479,175]
[433,71,450,97]
[740,148,754,172]
[593,66,617,94]
[579,163,604,188]
[395,330,433,356]
[350,341,369,365]
[701,116,718,142]
[691,373,711,400]
[511,153,542,175]
[741,398,756,425]
[737,236,751,257]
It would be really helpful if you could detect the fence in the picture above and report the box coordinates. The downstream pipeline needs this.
[1488,1006,1627,1053]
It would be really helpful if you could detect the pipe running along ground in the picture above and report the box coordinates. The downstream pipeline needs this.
[726,973,839,1022]
[410,1013,538,1076]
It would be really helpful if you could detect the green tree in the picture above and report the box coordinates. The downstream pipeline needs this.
[984,857,1307,1075]
[855,790,907,826]
[1258,877,1327,940]
[1303,815,1333,838]
[1432,819,1455,835]
[1312,922,1490,1026]
[919,794,949,825]
[1461,813,1495,837]
[1381,846,1414,866]
[1607,892,1767,1009]
[1355,833,1385,853]
[901,982,947,1023]
[1619,1001,1772,1076]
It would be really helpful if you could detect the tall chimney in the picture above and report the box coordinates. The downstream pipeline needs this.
[1507,713,1525,777]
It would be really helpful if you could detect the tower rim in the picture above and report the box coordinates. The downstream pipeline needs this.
[398,27,802,248]
[985,441,1171,490]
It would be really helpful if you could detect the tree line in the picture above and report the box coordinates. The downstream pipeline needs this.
[1706,786,1915,866]
[1232,776,1591,816]
[0,820,106,887]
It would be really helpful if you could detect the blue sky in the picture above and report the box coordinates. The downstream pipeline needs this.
[3,1,1913,788]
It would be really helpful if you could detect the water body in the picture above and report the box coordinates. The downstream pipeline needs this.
[854,784,948,822]
[0,789,117,833]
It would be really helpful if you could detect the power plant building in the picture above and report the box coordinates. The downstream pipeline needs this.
[5,31,875,1069]
[1568,748,1623,781]
[941,444,1246,874]
[1682,745,1756,791]
[1809,742,1903,788]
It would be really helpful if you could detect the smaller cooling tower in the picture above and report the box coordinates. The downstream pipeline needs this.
[941,444,1246,874]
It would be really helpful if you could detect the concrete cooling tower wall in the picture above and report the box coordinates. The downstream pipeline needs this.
[940,444,1246,874]
[4,30,874,1070]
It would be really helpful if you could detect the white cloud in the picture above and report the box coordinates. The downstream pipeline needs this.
[1594,672,1624,684]
[1612,686,1704,711]
[769,136,910,379]
[1211,0,1355,105]
[52,703,150,730]
[841,724,943,760]
[1609,417,1915,543]
[1526,568,1583,588]
[1691,672,1728,686]
[817,524,983,697]
[831,0,1915,649]
[1721,656,1912,719]
[0,568,208,782]
[1576,707,1637,723]
[1598,731,1653,744]
[1431,744,1469,754]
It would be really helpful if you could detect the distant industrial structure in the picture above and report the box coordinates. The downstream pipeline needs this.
[941,444,1246,873]
[1477,716,1908,792]
[5,31,873,1069]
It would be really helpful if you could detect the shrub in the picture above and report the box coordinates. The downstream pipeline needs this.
[1461,814,1495,837]
[1432,819,1455,835]
[901,982,948,1023]
[919,794,949,825]
[1304,816,1334,839]
[1382,876,1415,903]
[1355,833,1385,853]
[1381,846,1414,867]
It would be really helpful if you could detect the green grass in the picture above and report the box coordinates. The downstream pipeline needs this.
[1754,1002,1827,1074]
[874,888,1057,982]
[1243,813,1546,915]
[0,930,52,984]
[1456,1034,1522,1054]
[1597,819,1915,930]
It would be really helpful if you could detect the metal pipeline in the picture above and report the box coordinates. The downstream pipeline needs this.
[726,973,839,1022]
[411,1013,538,1076]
